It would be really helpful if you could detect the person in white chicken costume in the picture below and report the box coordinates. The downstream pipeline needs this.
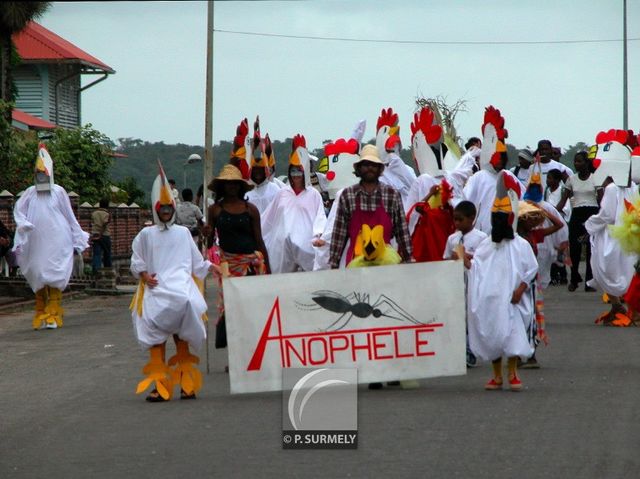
[467,171,538,391]
[261,134,327,273]
[312,123,364,270]
[405,106,476,261]
[246,118,281,214]
[375,107,416,209]
[463,106,521,235]
[585,129,639,325]
[130,161,215,402]
[12,144,89,330]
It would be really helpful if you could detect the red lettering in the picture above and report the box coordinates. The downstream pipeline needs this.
[284,338,307,367]
[393,330,414,358]
[350,333,373,361]
[307,337,328,365]
[371,332,393,360]
[328,335,349,362]
[415,329,434,357]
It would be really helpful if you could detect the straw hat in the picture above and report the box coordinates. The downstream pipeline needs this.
[208,164,254,191]
[518,200,545,226]
[355,144,384,165]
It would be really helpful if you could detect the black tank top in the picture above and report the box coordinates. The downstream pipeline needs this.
[217,206,258,254]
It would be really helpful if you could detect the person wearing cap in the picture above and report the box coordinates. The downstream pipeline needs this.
[511,148,534,184]
[130,161,216,402]
[329,144,412,269]
[207,163,270,354]
[535,139,572,185]
[260,135,327,274]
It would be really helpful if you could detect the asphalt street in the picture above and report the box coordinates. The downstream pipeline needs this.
[0,282,639,479]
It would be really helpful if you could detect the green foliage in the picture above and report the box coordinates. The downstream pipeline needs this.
[114,176,148,208]
[45,124,114,202]
[0,120,114,202]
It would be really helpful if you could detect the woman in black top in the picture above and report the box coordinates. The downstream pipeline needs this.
[207,164,270,354]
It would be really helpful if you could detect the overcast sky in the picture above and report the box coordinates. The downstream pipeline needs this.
[39,0,639,152]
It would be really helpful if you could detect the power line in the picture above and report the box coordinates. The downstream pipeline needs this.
[214,28,640,45]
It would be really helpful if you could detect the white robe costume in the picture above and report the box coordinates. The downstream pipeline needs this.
[468,235,538,361]
[585,183,638,296]
[261,185,327,273]
[13,185,89,292]
[463,169,521,235]
[130,224,211,350]
[536,200,569,289]
[380,153,417,210]
[246,179,281,216]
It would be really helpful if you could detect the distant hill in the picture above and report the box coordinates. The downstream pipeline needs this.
[109,137,580,201]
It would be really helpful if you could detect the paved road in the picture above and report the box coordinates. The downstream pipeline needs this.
[0,283,638,478]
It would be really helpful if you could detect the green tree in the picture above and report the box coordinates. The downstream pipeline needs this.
[46,124,114,202]
[115,176,148,208]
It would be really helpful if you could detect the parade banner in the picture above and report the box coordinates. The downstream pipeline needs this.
[224,261,466,394]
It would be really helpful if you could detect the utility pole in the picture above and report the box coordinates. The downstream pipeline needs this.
[623,0,628,130]
[204,0,214,205]
[203,0,214,375]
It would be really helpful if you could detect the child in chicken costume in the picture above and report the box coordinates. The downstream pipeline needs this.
[463,106,521,235]
[12,144,89,330]
[585,129,639,325]
[130,161,214,402]
[467,171,538,391]
[261,134,327,273]
[375,108,416,209]
[405,106,475,262]
[347,224,401,268]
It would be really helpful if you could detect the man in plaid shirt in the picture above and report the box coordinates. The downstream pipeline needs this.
[329,144,413,269]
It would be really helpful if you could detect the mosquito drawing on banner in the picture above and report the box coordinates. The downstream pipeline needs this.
[295,290,426,331]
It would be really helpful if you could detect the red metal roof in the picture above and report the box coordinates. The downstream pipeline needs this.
[13,21,114,73]
[12,109,57,130]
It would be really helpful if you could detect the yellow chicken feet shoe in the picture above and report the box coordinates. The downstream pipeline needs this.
[45,287,64,328]
[137,345,173,402]
[32,288,47,330]
[169,339,202,399]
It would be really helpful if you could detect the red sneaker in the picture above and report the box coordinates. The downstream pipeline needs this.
[509,375,523,391]
[485,378,503,390]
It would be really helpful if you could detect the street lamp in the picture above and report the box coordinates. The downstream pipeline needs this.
[183,153,202,189]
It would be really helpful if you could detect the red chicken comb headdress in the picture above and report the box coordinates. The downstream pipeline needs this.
[232,118,249,155]
[482,106,508,141]
[410,107,442,145]
[595,129,628,145]
[230,118,250,179]
[324,138,359,156]
[376,108,399,131]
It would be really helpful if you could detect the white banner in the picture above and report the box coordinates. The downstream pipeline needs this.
[224,261,466,394]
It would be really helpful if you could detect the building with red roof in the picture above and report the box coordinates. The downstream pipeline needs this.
[11,21,114,131]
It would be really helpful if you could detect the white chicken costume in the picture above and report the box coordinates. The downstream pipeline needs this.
[12,144,89,330]
[406,106,476,220]
[468,171,538,390]
[246,131,281,215]
[261,134,327,273]
[585,129,638,323]
[313,136,363,270]
[375,108,416,209]
[130,161,212,401]
[463,106,520,234]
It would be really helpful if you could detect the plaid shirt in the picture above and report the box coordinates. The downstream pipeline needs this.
[329,182,412,268]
